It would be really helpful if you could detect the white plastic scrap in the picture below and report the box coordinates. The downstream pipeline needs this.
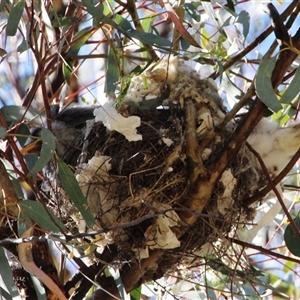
[144,203,181,250]
[217,169,237,215]
[94,102,142,142]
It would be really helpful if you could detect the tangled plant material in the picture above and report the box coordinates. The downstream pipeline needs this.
[51,56,264,290]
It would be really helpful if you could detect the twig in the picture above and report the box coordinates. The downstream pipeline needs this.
[18,228,67,300]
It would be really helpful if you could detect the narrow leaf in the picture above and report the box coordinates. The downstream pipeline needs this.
[27,128,55,177]
[6,0,25,36]
[57,157,95,227]
[67,27,93,56]
[128,30,171,47]
[130,286,141,300]
[19,200,66,233]
[105,45,119,95]
[115,14,133,31]
[0,0,9,12]
[82,0,103,22]
[52,17,79,28]
[0,247,19,298]
[281,67,300,104]
[255,57,282,112]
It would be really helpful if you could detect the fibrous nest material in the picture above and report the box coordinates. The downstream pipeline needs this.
[46,56,264,285]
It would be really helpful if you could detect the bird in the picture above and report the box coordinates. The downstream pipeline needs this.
[247,118,300,176]
[23,104,98,159]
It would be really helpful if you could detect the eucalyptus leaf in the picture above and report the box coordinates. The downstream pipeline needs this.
[52,17,79,28]
[6,0,25,36]
[115,14,133,31]
[237,10,250,39]
[1,105,41,125]
[280,67,300,104]
[183,3,200,22]
[0,0,9,12]
[284,214,300,257]
[127,30,171,47]
[106,45,119,95]
[0,247,19,298]
[27,128,55,177]
[57,157,95,227]
[82,0,103,22]
[254,57,282,112]
[19,200,66,232]
[0,126,6,138]
[130,286,141,300]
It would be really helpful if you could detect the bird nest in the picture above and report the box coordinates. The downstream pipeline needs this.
[46,56,264,282]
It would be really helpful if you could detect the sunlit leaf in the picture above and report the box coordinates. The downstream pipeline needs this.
[19,200,66,233]
[280,67,300,104]
[27,128,55,177]
[141,15,154,32]
[115,14,133,31]
[6,0,25,36]
[0,247,19,299]
[255,57,282,112]
[284,214,300,257]
[57,157,95,227]
[41,1,54,44]
[130,286,141,300]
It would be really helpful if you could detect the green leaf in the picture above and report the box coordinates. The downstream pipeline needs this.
[1,105,42,125]
[27,128,55,177]
[226,0,235,12]
[237,10,250,39]
[284,214,300,257]
[115,14,133,31]
[280,67,300,104]
[105,45,119,95]
[57,157,95,227]
[180,37,190,51]
[130,286,141,300]
[63,59,74,86]
[16,123,30,147]
[128,30,171,47]
[19,200,66,233]
[141,15,154,32]
[0,247,19,299]
[6,0,25,36]
[82,0,103,23]
[0,0,9,13]
[183,3,201,22]
[67,27,93,56]
[52,17,79,28]
[0,126,6,138]
[255,57,282,112]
